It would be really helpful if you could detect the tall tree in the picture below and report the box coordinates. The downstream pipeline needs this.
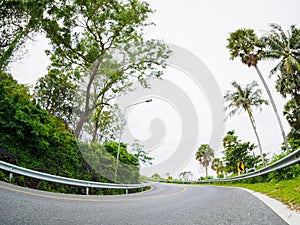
[263,25,300,115]
[39,0,170,139]
[195,144,214,178]
[224,81,268,165]
[262,24,300,151]
[227,29,289,151]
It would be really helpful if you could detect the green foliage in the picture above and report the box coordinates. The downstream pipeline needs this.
[199,176,213,180]
[262,24,300,79]
[80,141,140,184]
[224,81,268,118]
[261,24,300,152]
[129,140,154,166]
[0,0,52,70]
[37,0,170,139]
[224,81,268,165]
[268,164,300,181]
[151,173,162,180]
[283,99,300,151]
[0,72,142,193]
[0,71,80,173]
[222,131,261,174]
[283,99,300,130]
[104,142,139,167]
[178,171,193,181]
[34,58,79,122]
[211,158,224,175]
[196,144,214,178]
[226,29,265,67]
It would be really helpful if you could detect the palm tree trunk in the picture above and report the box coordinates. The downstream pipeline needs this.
[254,65,289,151]
[246,109,265,165]
[205,166,208,178]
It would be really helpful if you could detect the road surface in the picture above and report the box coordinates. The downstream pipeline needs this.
[0,181,290,225]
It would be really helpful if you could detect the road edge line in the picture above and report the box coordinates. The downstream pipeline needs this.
[236,187,300,225]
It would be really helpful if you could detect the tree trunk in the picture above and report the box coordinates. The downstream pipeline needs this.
[91,106,104,142]
[205,166,208,179]
[254,65,289,151]
[246,109,265,166]
[74,59,102,139]
[74,110,91,139]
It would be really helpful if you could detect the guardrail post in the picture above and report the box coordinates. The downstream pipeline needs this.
[126,188,128,194]
[86,187,89,195]
[9,172,13,183]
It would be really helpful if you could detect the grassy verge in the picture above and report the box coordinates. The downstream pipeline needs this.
[214,176,300,212]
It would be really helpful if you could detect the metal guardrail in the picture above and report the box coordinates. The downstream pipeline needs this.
[1,149,299,193]
[0,160,149,195]
[169,148,300,184]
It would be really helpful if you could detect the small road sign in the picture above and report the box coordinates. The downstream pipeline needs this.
[238,162,245,173]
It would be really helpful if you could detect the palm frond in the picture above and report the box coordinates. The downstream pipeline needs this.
[224,80,267,119]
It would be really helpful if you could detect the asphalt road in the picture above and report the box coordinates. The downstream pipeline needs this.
[0,181,288,225]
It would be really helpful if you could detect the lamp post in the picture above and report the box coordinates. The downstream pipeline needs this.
[114,99,152,182]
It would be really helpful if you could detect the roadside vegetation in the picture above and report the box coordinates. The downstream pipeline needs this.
[188,23,300,211]
[195,23,300,182]
[0,0,169,194]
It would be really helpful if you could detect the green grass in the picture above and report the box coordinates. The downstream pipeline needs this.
[215,176,300,211]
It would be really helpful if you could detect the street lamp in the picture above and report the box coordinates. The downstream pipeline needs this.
[114,99,152,182]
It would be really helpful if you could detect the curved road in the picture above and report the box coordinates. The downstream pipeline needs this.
[0,181,289,225]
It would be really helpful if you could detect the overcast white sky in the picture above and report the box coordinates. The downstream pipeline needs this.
[9,0,300,178]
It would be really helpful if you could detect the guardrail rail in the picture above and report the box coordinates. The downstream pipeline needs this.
[168,148,300,184]
[0,160,149,195]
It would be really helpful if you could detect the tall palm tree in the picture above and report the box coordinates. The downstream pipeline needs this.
[227,29,289,151]
[195,144,214,178]
[262,24,300,106]
[224,81,268,165]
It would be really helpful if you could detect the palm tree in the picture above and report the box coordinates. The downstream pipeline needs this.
[195,144,214,178]
[224,81,268,165]
[262,24,300,106]
[227,29,289,151]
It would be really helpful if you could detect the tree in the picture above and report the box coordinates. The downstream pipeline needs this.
[222,131,260,173]
[211,158,224,176]
[103,142,139,183]
[262,24,300,151]
[38,0,170,139]
[262,24,300,86]
[179,171,193,181]
[227,29,289,151]
[195,144,214,178]
[34,56,79,122]
[224,81,268,165]
[151,173,162,180]
[283,99,300,151]
[129,140,154,166]
[90,105,123,143]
